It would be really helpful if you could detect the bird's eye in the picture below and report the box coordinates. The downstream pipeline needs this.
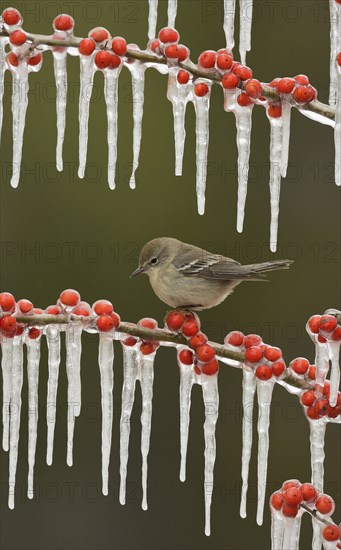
[150,257,158,265]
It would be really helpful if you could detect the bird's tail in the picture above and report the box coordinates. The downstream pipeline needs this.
[238,259,293,280]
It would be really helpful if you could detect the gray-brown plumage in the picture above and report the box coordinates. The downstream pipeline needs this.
[131,238,293,310]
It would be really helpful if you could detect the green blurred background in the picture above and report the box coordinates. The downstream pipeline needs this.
[0,1,340,548]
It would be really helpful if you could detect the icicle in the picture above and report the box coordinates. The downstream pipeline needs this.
[10,62,29,188]
[202,373,219,537]
[8,335,24,509]
[239,0,253,65]
[148,0,158,39]
[224,0,236,50]
[192,81,212,215]
[240,368,256,518]
[98,333,114,496]
[256,377,275,526]
[140,351,156,511]
[1,338,13,452]
[0,37,8,145]
[315,340,330,389]
[234,101,253,233]
[177,347,195,482]
[335,64,341,186]
[271,510,285,550]
[281,101,292,178]
[53,50,68,171]
[65,324,82,466]
[119,344,139,505]
[26,337,41,499]
[78,54,96,179]
[329,0,340,105]
[46,327,61,466]
[125,61,146,189]
[167,0,178,27]
[282,512,304,550]
[167,68,191,177]
[104,65,123,189]
[266,108,283,252]
[310,418,327,550]
[327,340,340,407]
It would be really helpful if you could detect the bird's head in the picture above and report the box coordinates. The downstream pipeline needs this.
[130,238,178,278]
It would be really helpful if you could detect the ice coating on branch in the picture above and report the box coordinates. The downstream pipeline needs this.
[26,337,41,499]
[240,368,256,518]
[177,347,195,482]
[0,37,7,145]
[46,326,61,465]
[235,101,253,233]
[78,54,96,179]
[327,340,340,407]
[125,61,146,189]
[10,62,29,188]
[239,0,253,65]
[167,0,178,27]
[167,68,191,177]
[53,51,68,171]
[271,510,285,550]
[192,80,212,215]
[281,101,291,178]
[104,65,123,189]
[256,377,275,526]
[266,109,283,252]
[315,340,330,388]
[8,335,24,509]
[202,372,219,537]
[310,420,326,550]
[119,345,139,505]
[148,0,158,39]
[283,512,304,550]
[98,333,114,496]
[140,352,155,511]
[335,64,341,186]
[65,324,83,466]
[1,338,13,452]
[224,0,236,50]
[329,0,340,105]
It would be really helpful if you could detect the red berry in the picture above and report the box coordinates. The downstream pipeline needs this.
[293,85,311,103]
[283,480,300,491]
[277,78,295,94]
[282,503,299,517]
[308,365,316,380]
[7,52,19,67]
[244,334,262,348]
[323,525,340,542]
[0,292,16,312]
[198,50,216,68]
[79,38,96,56]
[322,381,330,396]
[268,103,282,118]
[194,365,201,375]
[179,349,194,365]
[95,51,112,69]
[182,315,200,338]
[46,305,62,315]
[138,318,158,329]
[140,342,155,355]
[122,336,137,346]
[308,315,321,334]
[331,326,341,341]
[165,44,179,58]
[196,344,215,363]
[189,333,207,349]
[245,346,263,364]
[305,85,316,102]
[245,78,262,99]
[10,29,26,46]
[97,315,115,332]
[166,311,185,332]
[295,74,309,85]
[314,398,329,417]
[233,65,252,80]
[301,390,316,407]
[202,359,219,375]
[221,73,239,89]
[89,27,110,44]
[0,315,17,336]
[216,53,233,71]
[269,78,280,88]
[194,83,209,97]
[2,8,21,26]
[33,308,43,315]
[93,300,113,316]
[158,27,179,44]
[301,483,318,503]
[18,299,33,314]
[319,314,337,334]
[307,406,319,420]
[60,289,80,307]
[149,39,160,53]
[337,52,341,67]
[237,92,253,107]
[315,495,335,515]
[272,361,286,377]
[177,45,189,61]
[54,14,74,31]
[72,302,91,316]
[318,334,327,343]
[112,36,127,56]
[27,53,43,66]
[109,54,121,69]
[328,405,341,418]
[270,491,283,511]
[291,357,309,375]
[28,327,41,339]
[177,69,190,84]
[225,331,244,347]
[265,346,282,362]
[283,486,303,506]
[110,312,120,329]
[256,364,273,380]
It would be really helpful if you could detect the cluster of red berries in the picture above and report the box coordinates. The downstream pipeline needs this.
[300,381,341,420]
[224,331,286,380]
[270,480,340,543]
[0,291,45,339]
[165,310,219,376]
[306,313,341,344]
[82,28,127,71]
[2,7,42,69]
[121,318,160,356]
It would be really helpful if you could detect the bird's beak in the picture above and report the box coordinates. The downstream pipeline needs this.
[130,265,147,278]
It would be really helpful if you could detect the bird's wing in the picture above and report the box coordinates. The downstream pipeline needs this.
[173,251,260,280]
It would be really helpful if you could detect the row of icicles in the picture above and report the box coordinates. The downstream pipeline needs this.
[0,289,340,546]
[0,6,340,252]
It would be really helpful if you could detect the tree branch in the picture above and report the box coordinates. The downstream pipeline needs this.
[0,29,335,123]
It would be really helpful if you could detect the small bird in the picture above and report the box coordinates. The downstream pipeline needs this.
[131,237,293,310]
